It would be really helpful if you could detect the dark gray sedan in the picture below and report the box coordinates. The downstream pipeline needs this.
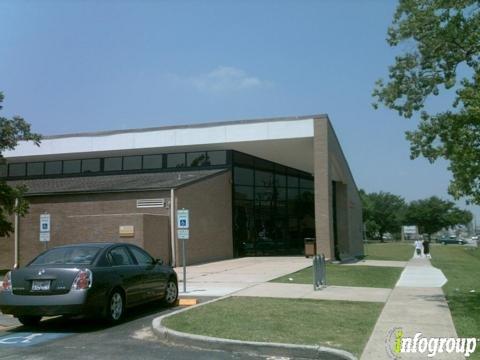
[0,242,178,326]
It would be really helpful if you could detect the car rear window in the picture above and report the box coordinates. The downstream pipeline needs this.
[29,246,101,266]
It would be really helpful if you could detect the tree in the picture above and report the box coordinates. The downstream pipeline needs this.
[360,190,406,241]
[404,196,472,238]
[0,92,41,236]
[373,0,480,204]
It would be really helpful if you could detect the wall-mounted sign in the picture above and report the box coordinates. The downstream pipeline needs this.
[403,225,418,235]
[39,232,50,242]
[40,214,50,233]
[177,229,189,240]
[177,209,189,229]
[119,225,135,237]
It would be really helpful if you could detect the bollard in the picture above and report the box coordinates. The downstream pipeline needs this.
[313,254,327,291]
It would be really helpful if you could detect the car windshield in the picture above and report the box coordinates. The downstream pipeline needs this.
[29,246,100,266]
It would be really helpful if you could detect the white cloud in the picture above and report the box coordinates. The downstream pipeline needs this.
[168,66,270,94]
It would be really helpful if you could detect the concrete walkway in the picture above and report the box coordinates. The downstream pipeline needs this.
[342,259,407,268]
[234,282,391,303]
[360,257,463,360]
[175,257,311,297]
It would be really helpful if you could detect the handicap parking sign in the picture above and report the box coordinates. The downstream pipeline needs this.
[177,209,189,229]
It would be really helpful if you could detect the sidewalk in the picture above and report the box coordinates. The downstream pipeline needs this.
[360,257,463,360]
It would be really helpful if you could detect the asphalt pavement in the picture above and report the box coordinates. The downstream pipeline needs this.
[0,300,278,360]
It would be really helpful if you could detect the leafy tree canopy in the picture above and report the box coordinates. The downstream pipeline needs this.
[360,190,406,240]
[404,196,473,236]
[0,92,41,236]
[373,0,480,203]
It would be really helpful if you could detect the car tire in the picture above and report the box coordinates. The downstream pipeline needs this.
[442,241,446,245]
[458,241,463,245]
[106,289,125,323]
[162,278,178,307]
[18,316,42,327]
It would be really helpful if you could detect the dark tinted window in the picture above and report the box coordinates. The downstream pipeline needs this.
[45,161,62,175]
[29,246,100,265]
[129,246,154,265]
[104,157,122,172]
[300,178,314,189]
[108,247,134,266]
[234,186,254,200]
[0,164,7,177]
[82,159,101,173]
[187,152,208,167]
[9,163,26,177]
[123,156,142,170]
[63,160,81,174]
[27,162,44,176]
[207,151,227,165]
[234,167,254,185]
[275,174,287,187]
[287,176,299,187]
[167,153,185,168]
[143,155,163,169]
[255,170,273,187]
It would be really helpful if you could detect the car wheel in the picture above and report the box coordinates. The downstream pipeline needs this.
[442,241,446,245]
[107,289,125,323]
[18,316,42,327]
[163,278,178,307]
[458,241,463,245]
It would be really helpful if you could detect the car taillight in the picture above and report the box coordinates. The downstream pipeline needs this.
[71,269,92,290]
[1,271,11,292]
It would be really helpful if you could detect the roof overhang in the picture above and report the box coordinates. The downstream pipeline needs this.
[4,115,325,174]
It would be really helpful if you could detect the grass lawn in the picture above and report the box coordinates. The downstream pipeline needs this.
[271,264,402,288]
[164,296,383,356]
[364,242,414,261]
[431,245,480,360]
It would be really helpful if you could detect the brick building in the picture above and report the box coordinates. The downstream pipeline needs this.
[0,115,363,268]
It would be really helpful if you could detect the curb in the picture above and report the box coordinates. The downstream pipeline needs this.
[151,297,357,360]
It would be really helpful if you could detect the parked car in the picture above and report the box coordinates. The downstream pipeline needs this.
[0,243,178,326]
[435,236,467,245]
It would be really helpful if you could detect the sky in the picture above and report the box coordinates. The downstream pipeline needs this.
[0,0,478,222]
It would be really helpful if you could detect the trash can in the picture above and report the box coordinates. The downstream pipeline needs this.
[304,238,316,258]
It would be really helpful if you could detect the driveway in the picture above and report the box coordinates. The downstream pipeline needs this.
[175,256,311,297]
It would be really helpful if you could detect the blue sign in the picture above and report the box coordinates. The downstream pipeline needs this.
[177,209,189,229]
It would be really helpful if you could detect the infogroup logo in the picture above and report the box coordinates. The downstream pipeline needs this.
[385,327,478,358]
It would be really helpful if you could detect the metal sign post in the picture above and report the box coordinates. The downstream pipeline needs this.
[177,209,190,293]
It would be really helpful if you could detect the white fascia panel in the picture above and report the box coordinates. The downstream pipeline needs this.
[4,118,314,158]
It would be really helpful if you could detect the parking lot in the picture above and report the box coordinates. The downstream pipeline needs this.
[0,300,262,360]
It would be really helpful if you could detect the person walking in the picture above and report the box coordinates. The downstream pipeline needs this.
[414,239,423,257]
[423,239,431,259]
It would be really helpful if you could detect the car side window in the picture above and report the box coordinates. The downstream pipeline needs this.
[108,247,134,266]
[129,246,154,266]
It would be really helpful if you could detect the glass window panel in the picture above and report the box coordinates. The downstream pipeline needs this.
[123,156,142,170]
[45,161,62,175]
[104,157,122,172]
[275,187,287,201]
[300,178,314,189]
[167,153,185,168]
[0,164,7,177]
[187,152,208,167]
[255,170,273,187]
[234,186,254,200]
[143,154,163,169]
[233,152,254,167]
[275,174,286,187]
[255,187,273,202]
[234,167,254,186]
[207,151,227,165]
[27,162,44,176]
[82,159,101,173]
[255,158,274,172]
[8,163,25,177]
[63,160,81,174]
[287,187,299,200]
[287,176,299,187]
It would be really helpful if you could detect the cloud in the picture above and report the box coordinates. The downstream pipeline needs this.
[167,66,270,94]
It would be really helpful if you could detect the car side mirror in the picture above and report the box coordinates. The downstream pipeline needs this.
[155,258,163,265]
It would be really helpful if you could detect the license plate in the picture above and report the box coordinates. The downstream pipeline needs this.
[31,280,50,291]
